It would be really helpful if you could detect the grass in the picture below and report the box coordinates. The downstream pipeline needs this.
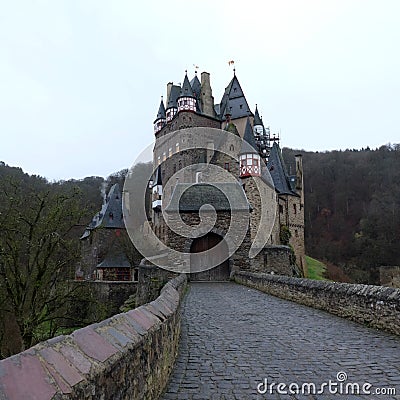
[306,256,327,280]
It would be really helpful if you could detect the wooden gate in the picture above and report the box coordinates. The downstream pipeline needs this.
[189,233,230,281]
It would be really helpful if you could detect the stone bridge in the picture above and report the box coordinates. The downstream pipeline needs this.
[0,273,399,399]
[162,282,400,399]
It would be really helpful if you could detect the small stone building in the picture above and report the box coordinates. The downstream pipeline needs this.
[79,183,138,281]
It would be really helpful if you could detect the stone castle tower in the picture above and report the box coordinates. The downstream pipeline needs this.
[149,70,306,279]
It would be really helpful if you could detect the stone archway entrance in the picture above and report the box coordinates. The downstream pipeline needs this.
[189,233,230,281]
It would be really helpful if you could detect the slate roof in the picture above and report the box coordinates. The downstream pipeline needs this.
[267,143,297,195]
[190,74,201,99]
[253,105,263,126]
[166,85,180,109]
[179,74,195,98]
[219,74,252,120]
[154,98,166,123]
[97,252,131,268]
[224,98,232,116]
[165,183,250,212]
[82,183,125,237]
[240,117,259,154]
[154,165,162,186]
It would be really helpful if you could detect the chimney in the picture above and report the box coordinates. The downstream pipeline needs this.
[166,82,173,105]
[200,72,215,118]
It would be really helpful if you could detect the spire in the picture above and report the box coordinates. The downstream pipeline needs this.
[154,165,162,186]
[179,73,195,98]
[254,104,263,126]
[152,166,163,211]
[190,74,201,99]
[177,72,197,112]
[240,117,258,154]
[224,98,232,117]
[154,97,166,123]
[219,73,252,120]
[267,142,294,194]
[153,97,166,133]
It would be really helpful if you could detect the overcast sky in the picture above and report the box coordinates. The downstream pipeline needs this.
[1,0,399,181]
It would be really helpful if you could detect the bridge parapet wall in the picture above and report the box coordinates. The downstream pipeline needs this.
[0,274,187,400]
[234,271,400,336]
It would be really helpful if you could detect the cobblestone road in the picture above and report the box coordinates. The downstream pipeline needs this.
[161,282,400,400]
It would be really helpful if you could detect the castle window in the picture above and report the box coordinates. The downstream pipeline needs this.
[224,162,230,171]
[293,204,297,214]
[229,144,234,152]
[179,160,182,169]
[169,147,172,157]
[176,143,180,152]
[240,104,243,109]
[279,205,283,214]
[234,87,237,92]
[109,212,114,221]
[163,152,166,161]
[173,164,176,173]
[157,156,161,165]
[295,230,299,237]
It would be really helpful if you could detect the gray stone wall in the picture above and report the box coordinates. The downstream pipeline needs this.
[156,111,220,139]
[69,280,138,320]
[0,275,187,400]
[136,264,178,306]
[250,246,293,276]
[234,271,400,336]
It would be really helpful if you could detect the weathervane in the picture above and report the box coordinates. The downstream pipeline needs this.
[228,60,235,74]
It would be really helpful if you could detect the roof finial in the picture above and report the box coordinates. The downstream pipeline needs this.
[233,67,236,76]
[185,69,187,75]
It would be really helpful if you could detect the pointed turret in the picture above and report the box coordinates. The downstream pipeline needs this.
[152,166,163,211]
[239,118,261,178]
[253,104,270,158]
[267,142,294,195]
[177,72,197,112]
[166,84,180,122]
[153,97,166,134]
[190,72,201,99]
[224,98,232,123]
[253,104,263,126]
[219,73,252,120]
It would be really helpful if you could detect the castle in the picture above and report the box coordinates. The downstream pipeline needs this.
[79,70,305,281]
[148,70,305,279]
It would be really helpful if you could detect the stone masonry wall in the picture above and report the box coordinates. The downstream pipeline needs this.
[69,280,138,322]
[234,271,400,336]
[0,274,187,400]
